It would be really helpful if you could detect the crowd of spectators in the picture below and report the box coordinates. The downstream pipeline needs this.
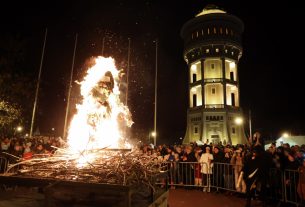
[138,132,305,202]
[0,136,64,163]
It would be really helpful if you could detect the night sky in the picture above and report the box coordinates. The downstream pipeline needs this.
[1,0,305,144]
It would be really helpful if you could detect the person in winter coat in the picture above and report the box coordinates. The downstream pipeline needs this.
[200,146,213,192]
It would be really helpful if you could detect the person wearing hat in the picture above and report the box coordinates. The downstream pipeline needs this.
[200,146,213,192]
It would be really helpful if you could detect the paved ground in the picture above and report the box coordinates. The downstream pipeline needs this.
[0,187,267,207]
[168,189,247,207]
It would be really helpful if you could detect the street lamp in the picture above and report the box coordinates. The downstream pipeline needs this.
[17,126,23,132]
[150,131,156,146]
[51,127,55,137]
[234,117,243,125]
[282,133,289,138]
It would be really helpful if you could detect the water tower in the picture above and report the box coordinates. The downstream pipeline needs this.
[181,5,246,145]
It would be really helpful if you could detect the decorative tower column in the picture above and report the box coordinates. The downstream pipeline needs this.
[181,5,246,145]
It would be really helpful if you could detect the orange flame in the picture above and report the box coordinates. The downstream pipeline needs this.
[66,57,132,166]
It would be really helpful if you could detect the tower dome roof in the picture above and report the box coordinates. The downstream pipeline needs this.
[196,4,226,17]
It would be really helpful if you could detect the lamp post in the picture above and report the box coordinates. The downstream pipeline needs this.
[151,131,156,146]
[249,110,252,138]
[17,126,23,132]
[51,127,55,137]
[234,117,243,125]
[15,126,23,138]
[153,39,158,146]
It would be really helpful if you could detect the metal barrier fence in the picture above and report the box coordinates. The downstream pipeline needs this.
[284,169,305,206]
[210,162,236,192]
[165,162,243,193]
[166,162,210,190]
[164,161,305,206]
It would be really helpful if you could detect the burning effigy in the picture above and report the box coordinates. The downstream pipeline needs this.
[1,57,167,206]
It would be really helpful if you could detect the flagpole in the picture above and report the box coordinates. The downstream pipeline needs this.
[153,39,158,146]
[63,33,78,139]
[125,38,131,105]
[249,109,252,138]
[29,28,47,138]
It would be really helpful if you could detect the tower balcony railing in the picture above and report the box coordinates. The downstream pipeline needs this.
[205,104,224,109]
[204,78,238,84]
[204,78,222,83]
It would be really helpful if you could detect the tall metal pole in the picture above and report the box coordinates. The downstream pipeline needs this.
[63,34,78,139]
[125,38,131,105]
[153,39,158,146]
[249,109,252,138]
[29,28,47,138]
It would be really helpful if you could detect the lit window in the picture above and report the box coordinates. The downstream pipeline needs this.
[192,73,197,82]
[225,49,228,53]
[231,51,234,55]
[208,28,210,34]
[226,28,228,35]
[211,63,215,69]
[206,49,209,53]
[232,127,236,134]
[201,29,204,35]
[220,28,223,34]
[212,87,216,94]
[215,48,219,53]
[213,27,216,34]
[196,31,199,37]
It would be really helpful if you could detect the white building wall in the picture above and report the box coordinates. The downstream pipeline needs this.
[205,84,223,106]
[204,59,222,79]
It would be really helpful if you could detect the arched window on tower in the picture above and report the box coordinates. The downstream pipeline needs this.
[231,93,235,106]
[193,94,197,107]
[213,27,216,34]
[208,28,210,35]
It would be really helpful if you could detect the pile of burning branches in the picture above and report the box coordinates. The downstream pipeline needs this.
[3,148,166,190]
